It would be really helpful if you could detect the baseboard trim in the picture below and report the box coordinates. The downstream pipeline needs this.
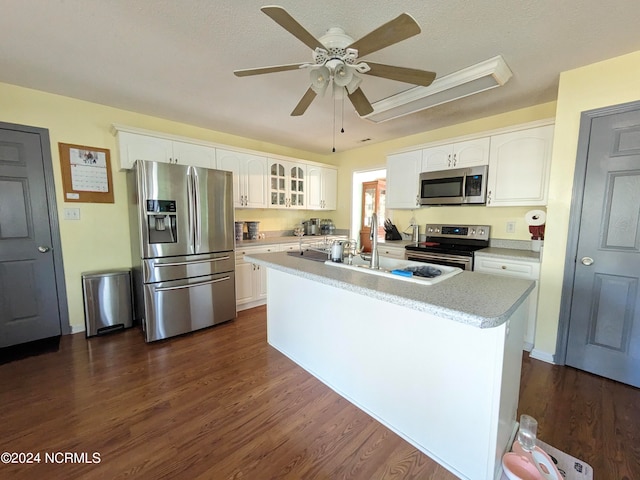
[529,348,555,364]
[70,325,86,334]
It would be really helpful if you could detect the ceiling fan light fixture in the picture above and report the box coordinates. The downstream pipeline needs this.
[333,63,353,87]
[310,66,330,95]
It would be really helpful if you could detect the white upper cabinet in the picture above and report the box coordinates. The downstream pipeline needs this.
[171,141,217,169]
[307,165,337,210]
[216,149,268,208]
[422,138,490,172]
[386,150,422,209]
[268,159,307,209]
[117,132,172,169]
[486,125,554,207]
[116,131,216,170]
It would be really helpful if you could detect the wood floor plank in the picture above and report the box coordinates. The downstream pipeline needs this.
[1,306,638,479]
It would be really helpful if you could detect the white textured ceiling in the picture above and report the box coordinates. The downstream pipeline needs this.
[1,0,639,154]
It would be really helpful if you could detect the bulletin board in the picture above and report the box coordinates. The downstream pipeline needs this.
[58,143,114,203]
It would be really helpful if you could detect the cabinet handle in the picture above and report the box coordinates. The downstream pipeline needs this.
[487,190,492,204]
[447,154,452,167]
[452,153,457,166]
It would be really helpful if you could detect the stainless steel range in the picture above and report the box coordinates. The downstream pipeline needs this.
[405,224,490,271]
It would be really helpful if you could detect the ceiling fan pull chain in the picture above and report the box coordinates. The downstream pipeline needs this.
[332,96,336,153]
[341,96,345,133]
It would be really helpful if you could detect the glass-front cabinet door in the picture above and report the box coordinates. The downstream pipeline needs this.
[269,160,306,209]
[270,161,287,207]
[289,165,305,208]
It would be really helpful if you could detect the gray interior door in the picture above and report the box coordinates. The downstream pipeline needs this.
[0,126,63,347]
[566,108,640,388]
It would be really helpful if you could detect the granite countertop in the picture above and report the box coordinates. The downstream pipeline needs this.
[475,247,541,262]
[245,251,534,329]
[235,234,347,247]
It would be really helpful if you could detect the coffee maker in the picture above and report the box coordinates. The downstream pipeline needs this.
[303,218,321,235]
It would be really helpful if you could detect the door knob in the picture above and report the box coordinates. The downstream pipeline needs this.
[38,246,50,253]
[581,256,594,266]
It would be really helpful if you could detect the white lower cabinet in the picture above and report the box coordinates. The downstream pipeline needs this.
[235,245,279,310]
[378,244,406,259]
[474,255,540,351]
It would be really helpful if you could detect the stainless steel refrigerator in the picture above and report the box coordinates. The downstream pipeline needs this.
[128,160,236,342]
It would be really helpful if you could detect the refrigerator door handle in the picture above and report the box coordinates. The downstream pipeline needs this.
[192,168,202,252]
[186,169,196,250]
[154,276,231,292]
[154,256,230,268]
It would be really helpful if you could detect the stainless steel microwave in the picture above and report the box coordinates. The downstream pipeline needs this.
[419,165,488,206]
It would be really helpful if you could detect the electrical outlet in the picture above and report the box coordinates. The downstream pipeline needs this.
[506,221,516,234]
[64,207,81,221]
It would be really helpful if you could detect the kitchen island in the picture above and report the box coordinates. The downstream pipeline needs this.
[245,251,535,480]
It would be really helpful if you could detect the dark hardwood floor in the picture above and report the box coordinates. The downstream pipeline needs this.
[0,306,638,479]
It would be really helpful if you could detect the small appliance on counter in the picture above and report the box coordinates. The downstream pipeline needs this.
[302,218,321,235]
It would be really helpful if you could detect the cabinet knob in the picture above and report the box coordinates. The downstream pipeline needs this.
[501,265,507,270]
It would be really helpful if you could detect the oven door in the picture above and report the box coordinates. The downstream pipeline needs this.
[406,250,473,271]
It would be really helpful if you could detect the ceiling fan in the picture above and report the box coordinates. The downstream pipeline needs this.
[234,6,436,117]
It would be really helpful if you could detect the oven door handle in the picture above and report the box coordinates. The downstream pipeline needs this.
[408,253,469,263]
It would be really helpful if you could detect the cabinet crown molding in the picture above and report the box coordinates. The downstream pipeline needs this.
[387,118,555,156]
[111,123,337,170]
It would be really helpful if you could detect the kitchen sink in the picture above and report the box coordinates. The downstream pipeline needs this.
[324,256,462,285]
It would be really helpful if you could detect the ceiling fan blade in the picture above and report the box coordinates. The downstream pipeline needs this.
[347,88,374,116]
[291,88,317,116]
[348,13,421,58]
[234,63,306,77]
[364,62,436,86]
[261,6,325,51]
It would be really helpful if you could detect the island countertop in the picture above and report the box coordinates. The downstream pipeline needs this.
[245,251,535,329]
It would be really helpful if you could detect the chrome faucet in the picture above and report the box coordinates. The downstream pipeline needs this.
[369,212,380,269]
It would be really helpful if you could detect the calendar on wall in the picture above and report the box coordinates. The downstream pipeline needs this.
[58,143,114,203]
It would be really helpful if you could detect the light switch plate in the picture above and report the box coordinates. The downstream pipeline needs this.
[506,221,516,233]
[64,207,80,220]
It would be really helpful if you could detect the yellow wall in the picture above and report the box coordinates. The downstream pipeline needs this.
[332,102,558,240]
[0,83,326,332]
[536,50,640,355]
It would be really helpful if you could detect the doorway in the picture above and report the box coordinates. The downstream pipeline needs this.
[557,101,640,388]
[351,168,386,249]
[0,122,69,349]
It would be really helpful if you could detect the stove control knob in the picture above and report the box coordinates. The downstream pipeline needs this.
[427,227,433,233]
[471,229,476,235]
[479,229,485,236]
[435,228,440,233]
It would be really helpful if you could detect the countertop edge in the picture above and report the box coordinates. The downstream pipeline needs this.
[246,253,534,329]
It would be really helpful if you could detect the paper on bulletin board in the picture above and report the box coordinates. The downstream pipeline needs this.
[69,147,109,192]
